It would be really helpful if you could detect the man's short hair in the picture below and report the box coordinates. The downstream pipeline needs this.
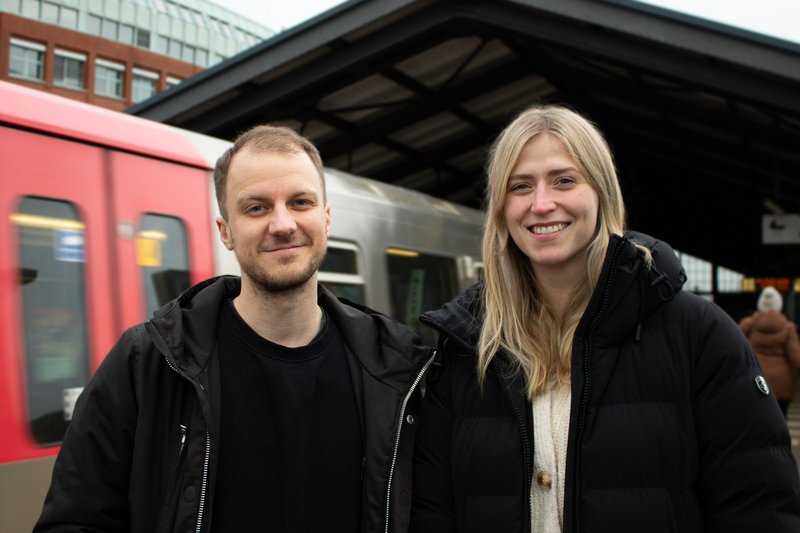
[214,125,325,219]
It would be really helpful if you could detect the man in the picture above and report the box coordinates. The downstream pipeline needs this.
[34,126,433,533]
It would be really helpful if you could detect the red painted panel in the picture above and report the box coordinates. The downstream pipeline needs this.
[109,152,215,333]
[0,81,207,169]
[0,126,115,463]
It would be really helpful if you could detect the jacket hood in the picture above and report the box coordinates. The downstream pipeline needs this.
[146,275,430,384]
[420,231,686,350]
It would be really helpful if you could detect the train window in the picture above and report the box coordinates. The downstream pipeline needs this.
[319,241,365,304]
[138,214,190,318]
[385,248,459,345]
[13,196,90,445]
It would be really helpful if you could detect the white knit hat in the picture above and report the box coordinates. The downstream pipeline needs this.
[757,286,783,313]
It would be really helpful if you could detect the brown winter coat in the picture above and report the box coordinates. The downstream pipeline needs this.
[740,310,800,399]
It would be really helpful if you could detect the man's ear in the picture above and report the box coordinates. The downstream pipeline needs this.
[216,216,234,250]
[324,204,331,237]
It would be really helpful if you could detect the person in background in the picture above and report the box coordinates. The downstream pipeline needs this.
[35,125,431,533]
[740,286,800,418]
[410,105,800,533]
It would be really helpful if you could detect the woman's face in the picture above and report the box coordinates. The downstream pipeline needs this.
[503,133,599,281]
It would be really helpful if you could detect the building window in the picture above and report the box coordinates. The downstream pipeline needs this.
[54,50,86,89]
[21,0,40,18]
[95,59,125,98]
[9,38,45,81]
[59,6,77,28]
[87,14,101,35]
[181,44,194,63]
[101,19,118,41]
[4,0,21,14]
[195,48,207,67]
[716,265,745,293]
[119,24,134,44]
[41,1,57,24]
[136,29,151,48]
[168,39,182,60]
[132,68,158,103]
[165,76,181,88]
[156,36,168,54]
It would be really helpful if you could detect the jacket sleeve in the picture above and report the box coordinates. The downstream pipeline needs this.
[410,344,457,532]
[33,328,141,532]
[692,303,800,532]
[785,320,800,369]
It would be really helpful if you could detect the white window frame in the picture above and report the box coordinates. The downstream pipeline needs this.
[94,59,125,98]
[131,68,159,103]
[9,38,45,81]
[54,49,86,89]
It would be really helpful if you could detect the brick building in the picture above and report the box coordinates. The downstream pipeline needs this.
[1,0,272,110]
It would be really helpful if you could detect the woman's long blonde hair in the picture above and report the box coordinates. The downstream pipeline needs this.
[477,105,628,398]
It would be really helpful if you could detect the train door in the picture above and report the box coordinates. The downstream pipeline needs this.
[107,152,214,330]
[0,125,119,531]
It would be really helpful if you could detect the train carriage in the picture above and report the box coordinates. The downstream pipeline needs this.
[0,80,483,532]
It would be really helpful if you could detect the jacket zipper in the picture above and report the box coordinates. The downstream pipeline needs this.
[195,431,211,533]
[421,315,535,530]
[153,332,211,533]
[494,358,534,533]
[166,424,188,490]
[570,237,625,533]
[384,349,437,533]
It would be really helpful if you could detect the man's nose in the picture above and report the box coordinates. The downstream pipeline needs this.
[269,205,297,235]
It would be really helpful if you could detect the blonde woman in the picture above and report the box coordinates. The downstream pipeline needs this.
[410,105,800,533]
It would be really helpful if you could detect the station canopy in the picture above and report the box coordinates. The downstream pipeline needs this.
[128,0,800,277]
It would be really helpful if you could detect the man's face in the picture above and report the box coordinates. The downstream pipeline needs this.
[216,148,330,294]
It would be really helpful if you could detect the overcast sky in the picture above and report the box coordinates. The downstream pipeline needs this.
[220,0,800,44]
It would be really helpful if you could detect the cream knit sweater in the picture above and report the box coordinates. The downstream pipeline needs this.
[530,385,571,533]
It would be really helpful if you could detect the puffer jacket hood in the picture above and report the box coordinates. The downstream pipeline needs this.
[421,232,685,349]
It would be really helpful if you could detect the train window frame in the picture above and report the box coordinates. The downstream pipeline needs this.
[385,247,461,345]
[13,196,91,446]
[137,213,191,319]
[318,240,366,304]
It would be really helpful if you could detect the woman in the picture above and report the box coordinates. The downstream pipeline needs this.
[740,286,800,418]
[410,105,800,533]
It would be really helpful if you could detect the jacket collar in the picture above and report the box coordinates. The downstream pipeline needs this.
[147,276,430,383]
[420,231,686,349]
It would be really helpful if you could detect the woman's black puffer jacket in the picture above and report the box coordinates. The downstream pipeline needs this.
[411,232,800,533]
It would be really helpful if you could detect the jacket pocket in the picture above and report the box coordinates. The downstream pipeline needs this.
[155,424,189,532]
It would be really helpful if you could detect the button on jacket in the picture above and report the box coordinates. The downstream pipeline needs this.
[411,233,800,533]
[35,276,432,533]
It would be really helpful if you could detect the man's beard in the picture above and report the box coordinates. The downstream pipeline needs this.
[241,247,327,294]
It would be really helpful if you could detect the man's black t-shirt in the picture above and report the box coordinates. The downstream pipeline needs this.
[210,299,362,532]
